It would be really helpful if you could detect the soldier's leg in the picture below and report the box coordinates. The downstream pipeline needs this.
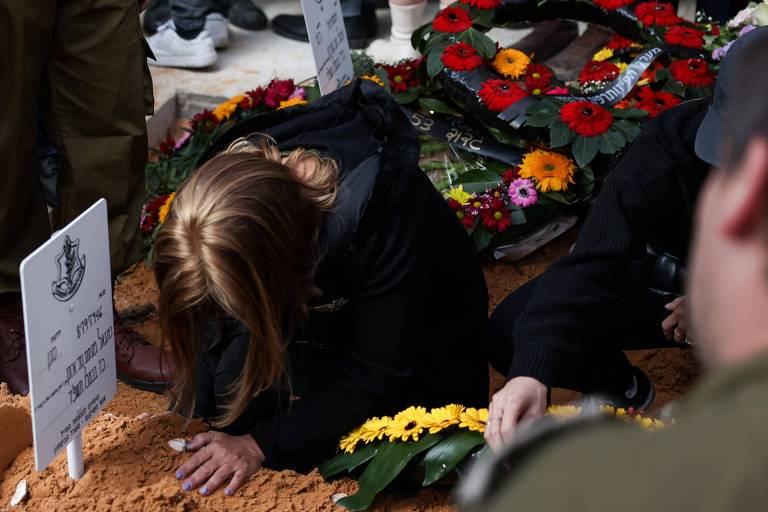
[46,0,149,278]
[0,0,56,293]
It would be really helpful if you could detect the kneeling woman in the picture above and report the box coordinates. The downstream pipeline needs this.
[154,81,489,497]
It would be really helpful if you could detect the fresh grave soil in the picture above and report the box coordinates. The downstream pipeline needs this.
[0,230,700,511]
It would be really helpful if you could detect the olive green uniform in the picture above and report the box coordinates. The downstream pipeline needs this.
[469,352,768,512]
[0,0,153,292]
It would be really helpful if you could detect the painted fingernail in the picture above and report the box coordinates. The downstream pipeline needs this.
[175,471,184,479]
[224,488,234,497]
[200,487,209,495]
[182,483,192,491]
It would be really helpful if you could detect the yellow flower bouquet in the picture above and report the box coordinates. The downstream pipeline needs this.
[321,402,665,510]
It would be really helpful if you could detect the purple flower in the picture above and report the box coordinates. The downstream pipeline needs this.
[739,24,756,37]
[175,131,191,149]
[288,87,306,100]
[508,178,538,208]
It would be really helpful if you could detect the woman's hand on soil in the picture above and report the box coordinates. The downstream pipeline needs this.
[485,376,547,452]
[175,431,265,497]
[662,296,688,343]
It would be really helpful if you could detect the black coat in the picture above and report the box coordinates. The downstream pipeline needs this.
[195,81,489,472]
[507,98,711,386]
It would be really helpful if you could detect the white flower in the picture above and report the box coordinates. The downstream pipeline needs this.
[753,2,768,25]
[728,5,755,27]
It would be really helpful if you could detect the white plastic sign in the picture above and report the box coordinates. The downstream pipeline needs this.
[20,199,116,473]
[301,0,355,95]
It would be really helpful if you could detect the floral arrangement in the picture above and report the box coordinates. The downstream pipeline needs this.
[142,1,750,256]
[320,402,664,510]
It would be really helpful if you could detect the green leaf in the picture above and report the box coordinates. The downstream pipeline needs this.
[423,31,451,56]
[613,119,641,141]
[472,227,493,251]
[455,168,504,193]
[419,97,462,117]
[304,86,321,102]
[337,435,445,511]
[471,7,495,26]
[543,190,576,205]
[319,443,380,479]
[458,28,497,59]
[422,430,485,486]
[549,120,575,148]
[373,67,391,93]
[571,135,599,168]
[611,108,648,119]
[427,44,449,79]
[510,207,527,225]
[525,111,559,128]
[393,87,422,105]
[598,129,625,154]
[411,23,433,53]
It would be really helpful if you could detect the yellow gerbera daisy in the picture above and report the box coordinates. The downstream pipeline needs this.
[492,48,531,79]
[386,406,428,442]
[278,97,309,110]
[592,47,614,62]
[546,404,583,420]
[212,95,245,121]
[616,62,628,74]
[459,407,488,433]
[359,416,392,443]
[361,74,385,87]
[424,404,464,434]
[158,192,175,224]
[518,149,576,193]
[446,185,471,205]
[340,426,365,454]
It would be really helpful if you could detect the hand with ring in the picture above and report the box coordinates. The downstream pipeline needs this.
[662,296,692,344]
[485,376,548,452]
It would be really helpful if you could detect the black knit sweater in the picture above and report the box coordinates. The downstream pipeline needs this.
[508,99,711,387]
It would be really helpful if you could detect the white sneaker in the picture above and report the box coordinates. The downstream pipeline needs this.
[147,21,217,69]
[205,13,229,49]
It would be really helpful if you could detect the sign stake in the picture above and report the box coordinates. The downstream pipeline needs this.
[67,432,84,480]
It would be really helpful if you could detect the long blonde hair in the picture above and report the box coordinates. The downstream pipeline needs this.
[154,138,338,427]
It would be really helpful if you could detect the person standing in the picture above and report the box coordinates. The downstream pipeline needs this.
[0,0,174,395]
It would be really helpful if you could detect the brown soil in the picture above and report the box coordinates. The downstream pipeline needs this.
[0,230,700,511]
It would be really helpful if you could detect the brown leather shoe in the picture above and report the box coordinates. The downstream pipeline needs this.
[512,20,579,63]
[0,296,29,396]
[115,309,174,393]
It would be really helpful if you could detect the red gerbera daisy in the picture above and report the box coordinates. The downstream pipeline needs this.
[606,34,637,50]
[524,63,554,93]
[501,167,520,184]
[240,87,266,110]
[441,42,484,71]
[478,79,529,112]
[634,87,681,117]
[560,101,614,137]
[158,137,175,156]
[664,25,705,48]
[459,0,501,9]
[669,58,715,86]
[190,109,219,134]
[578,60,620,84]
[482,197,512,232]
[592,0,634,9]
[635,1,682,27]
[432,6,473,32]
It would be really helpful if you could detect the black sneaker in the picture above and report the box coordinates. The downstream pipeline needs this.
[606,365,656,413]
[228,0,267,31]
[142,0,171,36]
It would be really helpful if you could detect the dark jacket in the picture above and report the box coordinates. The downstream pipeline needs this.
[194,81,489,472]
[508,99,710,387]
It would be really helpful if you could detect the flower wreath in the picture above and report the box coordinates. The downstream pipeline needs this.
[408,0,721,249]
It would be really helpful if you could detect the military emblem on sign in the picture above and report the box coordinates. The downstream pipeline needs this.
[51,235,86,302]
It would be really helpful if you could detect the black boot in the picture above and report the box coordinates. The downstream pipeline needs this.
[272,7,377,49]
[142,0,171,36]
[228,0,267,31]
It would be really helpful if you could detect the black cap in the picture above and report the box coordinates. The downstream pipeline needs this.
[695,26,768,166]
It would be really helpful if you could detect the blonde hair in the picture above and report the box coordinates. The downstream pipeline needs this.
[154,138,338,427]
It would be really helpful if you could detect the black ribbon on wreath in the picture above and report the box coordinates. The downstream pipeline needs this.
[438,44,702,133]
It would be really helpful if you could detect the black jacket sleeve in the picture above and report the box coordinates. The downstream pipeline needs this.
[248,172,432,471]
[507,102,707,388]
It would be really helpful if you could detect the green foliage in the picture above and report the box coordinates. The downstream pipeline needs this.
[351,51,376,77]
[455,168,508,193]
[421,430,485,486]
[320,443,379,479]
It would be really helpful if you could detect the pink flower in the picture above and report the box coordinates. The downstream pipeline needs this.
[175,131,191,149]
[288,87,306,100]
[545,86,570,95]
[508,178,538,207]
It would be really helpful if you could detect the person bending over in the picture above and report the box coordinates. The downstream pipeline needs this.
[484,26,768,451]
[153,81,489,497]
[465,39,768,511]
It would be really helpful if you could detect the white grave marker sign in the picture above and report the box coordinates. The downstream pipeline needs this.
[301,0,355,95]
[20,199,116,473]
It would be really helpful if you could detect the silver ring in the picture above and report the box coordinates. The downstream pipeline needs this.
[684,336,695,346]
